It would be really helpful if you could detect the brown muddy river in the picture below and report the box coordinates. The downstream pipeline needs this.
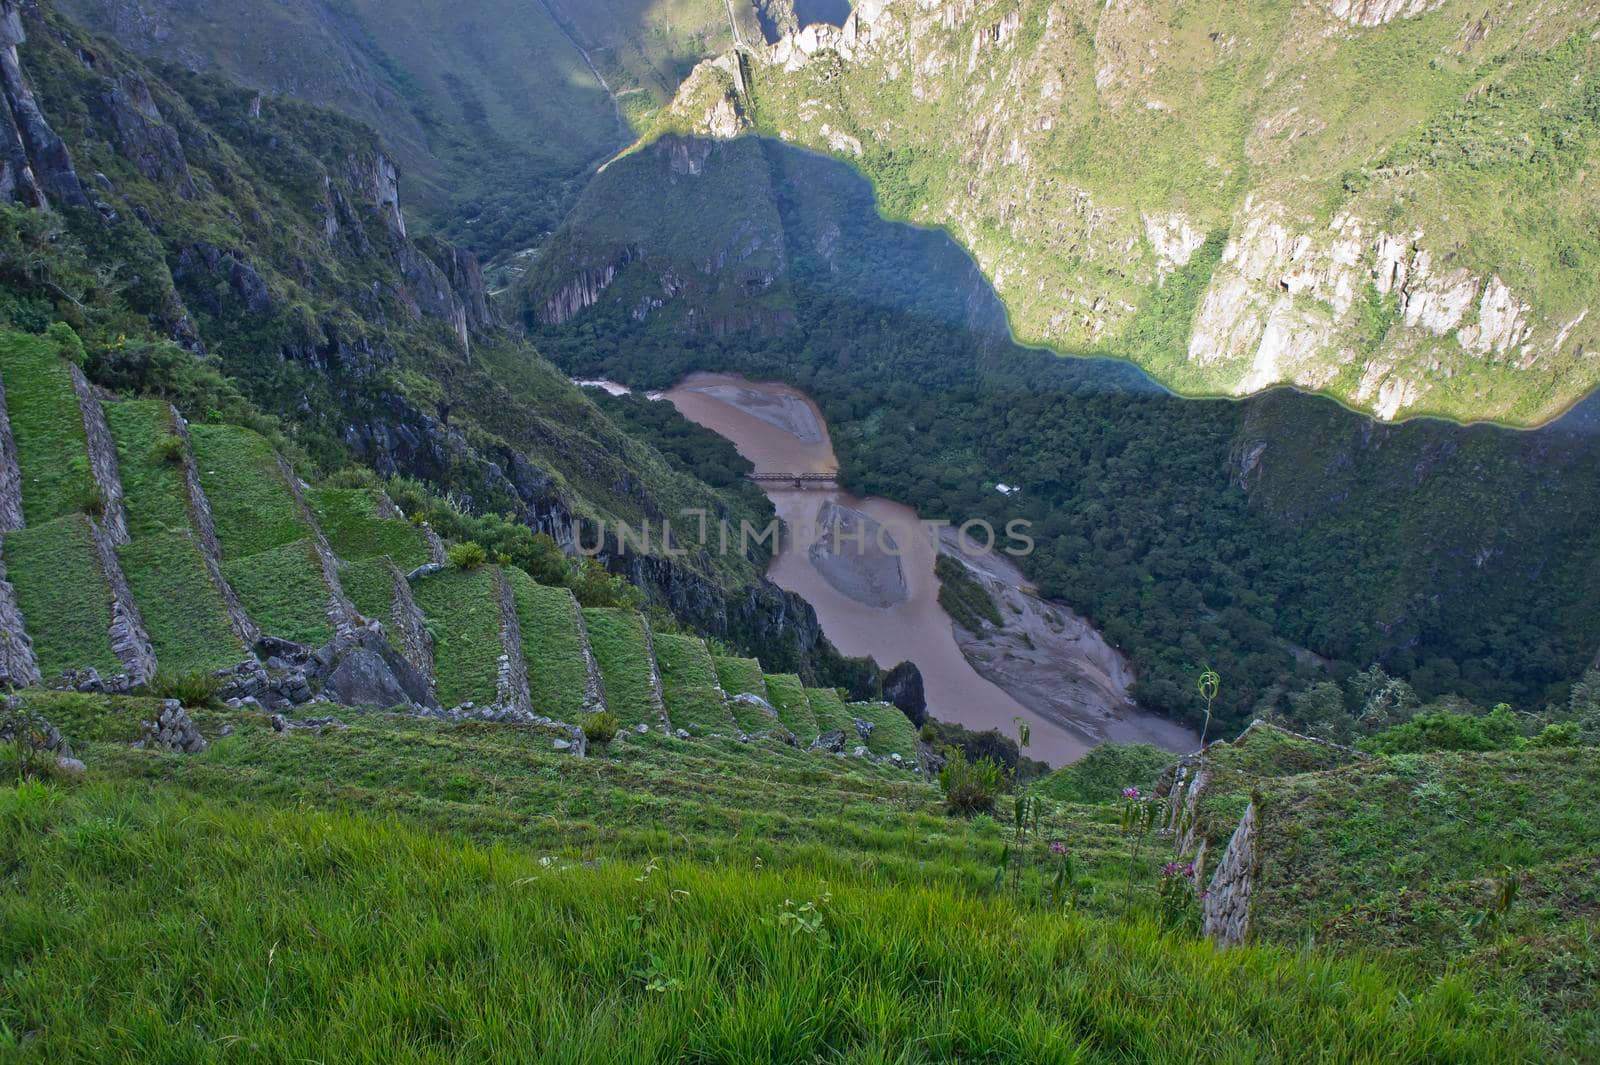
[656,373,1196,767]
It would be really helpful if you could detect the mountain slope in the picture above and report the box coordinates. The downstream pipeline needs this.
[55,0,760,259]
[684,0,1599,425]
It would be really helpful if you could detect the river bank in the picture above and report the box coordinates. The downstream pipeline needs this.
[654,372,1197,766]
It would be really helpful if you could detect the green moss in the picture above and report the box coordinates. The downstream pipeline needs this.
[652,633,732,737]
[506,567,589,723]
[581,608,658,729]
[2,515,118,678]
[223,539,333,646]
[307,487,431,570]
[850,701,921,762]
[119,531,245,673]
[412,566,500,708]
[0,330,95,525]
[764,674,816,741]
[188,424,311,561]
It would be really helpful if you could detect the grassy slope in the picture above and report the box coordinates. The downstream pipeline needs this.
[851,701,921,762]
[106,400,244,673]
[411,567,500,708]
[0,779,1543,1064]
[764,673,817,740]
[505,567,590,722]
[2,516,117,678]
[338,556,397,625]
[189,424,330,644]
[582,608,659,729]
[307,487,431,570]
[715,655,776,732]
[653,632,733,736]
[805,687,854,738]
[1250,747,1600,943]
[0,332,94,526]
[1035,744,1176,805]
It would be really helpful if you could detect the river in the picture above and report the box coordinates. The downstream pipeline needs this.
[652,373,1198,767]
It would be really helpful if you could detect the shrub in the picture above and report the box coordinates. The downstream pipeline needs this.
[142,670,223,709]
[1362,705,1524,755]
[939,747,1006,816]
[447,541,488,571]
[582,710,621,747]
[153,434,187,464]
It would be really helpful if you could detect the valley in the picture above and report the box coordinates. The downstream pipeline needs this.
[660,372,1194,764]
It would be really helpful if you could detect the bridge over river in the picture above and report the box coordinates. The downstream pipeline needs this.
[746,472,840,490]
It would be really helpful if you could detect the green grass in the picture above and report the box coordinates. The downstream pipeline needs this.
[0,331,96,527]
[187,423,312,561]
[764,673,817,741]
[1035,744,1177,805]
[411,566,501,708]
[850,701,921,762]
[506,568,590,722]
[307,486,431,570]
[338,556,399,623]
[118,531,245,673]
[716,656,776,732]
[223,539,333,646]
[1249,747,1600,945]
[0,777,1553,1062]
[652,633,732,736]
[1,516,118,679]
[103,399,189,539]
[805,687,855,738]
[582,608,659,729]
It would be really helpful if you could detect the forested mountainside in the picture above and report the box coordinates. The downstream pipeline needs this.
[601,0,1600,426]
[0,0,859,680]
[521,127,1600,735]
[56,0,762,259]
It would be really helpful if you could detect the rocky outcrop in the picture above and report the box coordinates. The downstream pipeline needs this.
[882,661,926,727]
[0,546,40,686]
[169,407,259,645]
[138,699,208,754]
[94,72,194,197]
[70,364,128,545]
[172,243,273,318]
[1326,0,1446,27]
[396,239,470,350]
[317,629,435,710]
[0,364,22,531]
[1203,801,1258,946]
[86,514,156,685]
[537,252,633,326]
[493,566,534,716]
[0,1,86,208]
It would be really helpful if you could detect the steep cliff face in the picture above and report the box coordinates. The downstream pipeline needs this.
[0,0,84,208]
[693,0,1600,425]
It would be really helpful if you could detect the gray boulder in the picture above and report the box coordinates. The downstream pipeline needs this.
[810,729,846,754]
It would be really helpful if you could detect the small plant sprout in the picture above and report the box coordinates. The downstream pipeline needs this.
[1197,670,1221,749]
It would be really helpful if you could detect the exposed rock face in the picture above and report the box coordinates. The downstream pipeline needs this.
[384,559,435,694]
[570,589,608,716]
[0,0,86,208]
[810,728,846,753]
[1326,0,1446,27]
[882,661,926,727]
[493,566,534,716]
[173,243,274,317]
[1203,801,1258,946]
[0,365,23,532]
[94,72,195,196]
[320,633,431,710]
[70,364,129,546]
[538,256,629,326]
[86,513,157,685]
[0,547,40,686]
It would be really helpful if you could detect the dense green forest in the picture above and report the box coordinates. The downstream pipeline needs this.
[530,138,1600,735]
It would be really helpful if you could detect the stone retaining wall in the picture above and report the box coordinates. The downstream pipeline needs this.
[171,408,259,646]
[70,365,129,545]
